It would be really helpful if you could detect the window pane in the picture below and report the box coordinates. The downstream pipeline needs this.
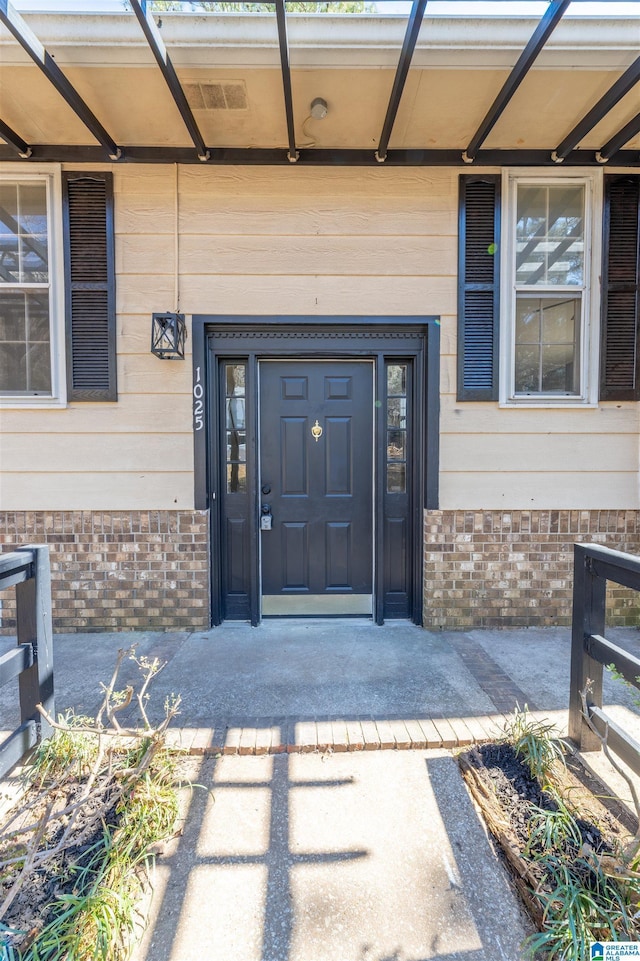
[227,463,247,493]
[226,364,245,396]
[0,343,26,391]
[0,291,51,392]
[548,185,583,237]
[18,184,47,236]
[0,183,20,282]
[0,183,48,284]
[225,363,247,493]
[0,184,18,225]
[516,185,546,239]
[515,300,541,344]
[387,430,405,460]
[514,345,540,393]
[21,236,48,284]
[542,344,579,393]
[28,343,52,392]
[0,291,26,341]
[387,364,406,396]
[226,396,245,430]
[516,183,584,286]
[515,295,580,395]
[542,297,578,344]
[386,363,408,494]
[387,397,406,429]
[227,429,246,462]
[387,463,406,494]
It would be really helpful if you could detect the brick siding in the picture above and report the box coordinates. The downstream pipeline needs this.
[0,511,209,633]
[2,508,639,633]
[423,510,640,630]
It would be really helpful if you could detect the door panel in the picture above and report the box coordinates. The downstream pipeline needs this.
[326,522,351,588]
[280,418,308,495]
[282,522,309,589]
[325,418,353,495]
[260,360,373,614]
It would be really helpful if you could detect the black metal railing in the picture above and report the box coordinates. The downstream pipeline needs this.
[0,545,54,779]
[569,543,640,774]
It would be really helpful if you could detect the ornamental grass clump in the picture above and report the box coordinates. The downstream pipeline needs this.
[0,647,185,961]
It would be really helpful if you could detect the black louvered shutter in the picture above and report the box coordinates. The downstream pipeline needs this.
[62,172,116,401]
[601,175,640,401]
[457,175,501,401]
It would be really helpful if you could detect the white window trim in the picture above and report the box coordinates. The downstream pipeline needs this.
[499,166,603,409]
[0,163,66,409]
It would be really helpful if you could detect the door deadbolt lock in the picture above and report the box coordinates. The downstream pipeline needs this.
[260,504,273,531]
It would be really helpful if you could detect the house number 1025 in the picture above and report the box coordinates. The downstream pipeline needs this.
[193,366,204,431]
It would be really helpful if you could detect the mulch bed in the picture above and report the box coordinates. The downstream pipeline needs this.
[458,743,633,932]
[0,774,123,952]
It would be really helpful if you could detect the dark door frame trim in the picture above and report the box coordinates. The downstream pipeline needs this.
[191,315,440,627]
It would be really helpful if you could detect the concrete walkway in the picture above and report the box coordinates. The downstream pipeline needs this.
[132,750,534,961]
[2,621,640,960]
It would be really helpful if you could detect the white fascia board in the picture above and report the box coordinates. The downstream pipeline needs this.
[0,12,638,69]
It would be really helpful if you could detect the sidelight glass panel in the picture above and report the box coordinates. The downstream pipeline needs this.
[386,364,407,494]
[226,364,245,395]
[226,396,245,430]
[224,363,247,493]
[387,363,406,395]
[387,397,407,429]
[227,463,246,492]
[387,430,405,460]
[387,464,406,494]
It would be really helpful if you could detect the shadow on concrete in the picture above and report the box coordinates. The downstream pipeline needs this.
[133,748,533,961]
[135,753,369,961]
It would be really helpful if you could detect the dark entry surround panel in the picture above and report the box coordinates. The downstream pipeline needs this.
[191,316,440,626]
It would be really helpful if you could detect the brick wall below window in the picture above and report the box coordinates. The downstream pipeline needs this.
[423,510,640,630]
[0,511,209,633]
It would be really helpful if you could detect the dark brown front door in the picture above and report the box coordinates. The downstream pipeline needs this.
[259,360,373,615]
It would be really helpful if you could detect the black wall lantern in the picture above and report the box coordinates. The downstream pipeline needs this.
[151,312,186,359]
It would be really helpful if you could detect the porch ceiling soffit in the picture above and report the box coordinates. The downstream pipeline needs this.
[0,4,638,165]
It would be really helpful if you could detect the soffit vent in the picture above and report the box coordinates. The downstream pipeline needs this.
[183,81,248,111]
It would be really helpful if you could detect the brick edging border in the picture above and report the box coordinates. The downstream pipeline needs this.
[166,713,521,757]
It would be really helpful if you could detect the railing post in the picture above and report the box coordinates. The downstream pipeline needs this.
[569,543,605,751]
[15,545,54,740]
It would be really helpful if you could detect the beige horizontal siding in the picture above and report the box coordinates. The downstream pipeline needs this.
[440,473,639,510]
[178,276,456,317]
[0,163,637,511]
[0,396,191,434]
[117,235,457,277]
[179,200,457,238]
[441,433,638,473]
[0,473,194,512]
[2,434,193,473]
